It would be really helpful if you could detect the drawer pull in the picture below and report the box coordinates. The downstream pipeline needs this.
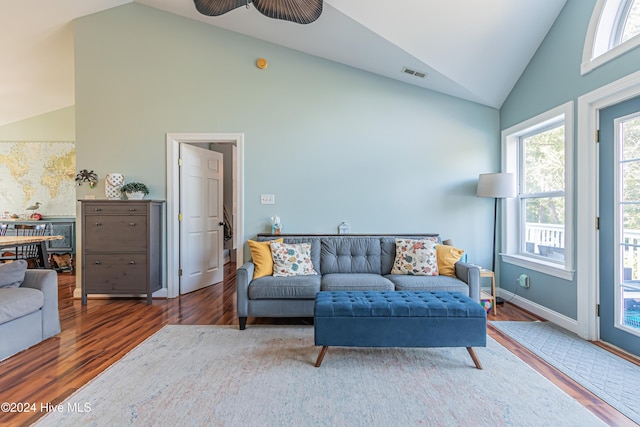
[94,208,102,212]
[129,260,136,265]
[95,222,102,226]
[95,260,102,265]
[128,208,136,211]
[129,222,136,226]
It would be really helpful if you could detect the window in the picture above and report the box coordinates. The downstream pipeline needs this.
[520,125,566,262]
[583,0,640,74]
[502,102,574,280]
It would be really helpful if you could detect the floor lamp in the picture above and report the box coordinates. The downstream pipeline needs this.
[477,172,517,303]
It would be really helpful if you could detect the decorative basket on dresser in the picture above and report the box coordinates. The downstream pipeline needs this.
[80,200,164,305]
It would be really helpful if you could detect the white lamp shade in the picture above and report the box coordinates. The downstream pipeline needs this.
[477,173,517,198]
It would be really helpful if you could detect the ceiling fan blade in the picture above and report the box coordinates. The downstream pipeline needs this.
[193,0,248,16]
[253,0,323,24]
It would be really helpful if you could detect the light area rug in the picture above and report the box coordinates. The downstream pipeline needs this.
[34,325,605,427]
[491,320,640,425]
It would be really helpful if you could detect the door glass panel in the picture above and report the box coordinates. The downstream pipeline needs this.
[622,116,640,159]
[622,286,640,331]
[622,242,640,281]
[622,163,640,201]
[618,113,640,336]
[622,204,640,283]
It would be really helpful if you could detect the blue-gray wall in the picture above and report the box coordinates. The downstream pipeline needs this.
[500,0,640,319]
[74,3,499,266]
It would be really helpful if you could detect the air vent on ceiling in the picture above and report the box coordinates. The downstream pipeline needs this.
[402,67,427,79]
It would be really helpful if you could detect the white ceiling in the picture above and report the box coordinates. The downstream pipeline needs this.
[0,0,567,127]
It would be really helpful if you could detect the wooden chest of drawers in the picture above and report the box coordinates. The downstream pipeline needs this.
[80,200,164,305]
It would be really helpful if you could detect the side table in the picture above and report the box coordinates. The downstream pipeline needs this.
[479,269,497,315]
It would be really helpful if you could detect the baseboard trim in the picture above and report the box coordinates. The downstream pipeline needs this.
[497,289,579,334]
[73,288,168,300]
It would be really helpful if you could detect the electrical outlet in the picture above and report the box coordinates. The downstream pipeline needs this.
[518,274,530,288]
[260,194,275,205]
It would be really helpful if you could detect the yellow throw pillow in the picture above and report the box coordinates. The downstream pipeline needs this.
[436,244,464,277]
[248,238,283,279]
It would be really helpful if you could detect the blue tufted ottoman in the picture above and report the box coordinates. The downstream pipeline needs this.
[314,291,486,368]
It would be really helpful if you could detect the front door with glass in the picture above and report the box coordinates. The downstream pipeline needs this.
[599,95,640,357]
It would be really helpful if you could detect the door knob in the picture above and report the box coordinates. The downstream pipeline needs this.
[219,222,224,226]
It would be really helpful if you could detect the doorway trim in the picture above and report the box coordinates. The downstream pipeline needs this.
[166,133,244,299]
[577,69,640,340]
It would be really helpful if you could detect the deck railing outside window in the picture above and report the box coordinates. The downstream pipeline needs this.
[524,223,565,261]
[524,223,640,281]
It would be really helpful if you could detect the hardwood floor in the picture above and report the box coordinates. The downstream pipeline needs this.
[1,265,638,426]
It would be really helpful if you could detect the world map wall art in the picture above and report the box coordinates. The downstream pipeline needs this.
[0,142,76,217]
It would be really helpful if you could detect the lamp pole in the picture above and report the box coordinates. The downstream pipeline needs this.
[477,172,517,305]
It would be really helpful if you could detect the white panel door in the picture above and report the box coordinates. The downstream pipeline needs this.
[179,143,224,294]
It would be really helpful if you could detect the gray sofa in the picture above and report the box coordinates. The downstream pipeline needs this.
[0,260,61,360]
[237,234,481,329]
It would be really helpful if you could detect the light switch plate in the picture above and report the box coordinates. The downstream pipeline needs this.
[260,194,275,205]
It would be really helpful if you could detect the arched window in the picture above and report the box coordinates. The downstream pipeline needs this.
[617,0,640,44]
[582,0,640,74]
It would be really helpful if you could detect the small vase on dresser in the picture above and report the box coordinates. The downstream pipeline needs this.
[105,173,124,200]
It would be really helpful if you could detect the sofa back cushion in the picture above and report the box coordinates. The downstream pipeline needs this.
[321,237,381,274]
[254,234,441,276]
[0,260,28,288]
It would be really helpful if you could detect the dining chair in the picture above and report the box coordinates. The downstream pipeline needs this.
[0,223,9,263]
[0,223,48,267]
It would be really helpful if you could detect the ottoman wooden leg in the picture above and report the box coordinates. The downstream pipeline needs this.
[315,346,329,367]
[467,347,483,370]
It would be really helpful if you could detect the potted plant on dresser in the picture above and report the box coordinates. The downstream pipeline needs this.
[121,182,149,200]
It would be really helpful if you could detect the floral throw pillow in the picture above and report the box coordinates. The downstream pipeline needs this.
[391,238,439,276]
[270,242,318,277]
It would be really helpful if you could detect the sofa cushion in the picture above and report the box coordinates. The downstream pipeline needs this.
[0,287,44,325]
[380,235,440,274]
[0,260,28,288]
[249,275,321,299]
[385,274,469,296]
[321,237,381,274]
[248,238,283,279]
[321,273,394,291]
[391,238,439,276]
[270,242,318,277]
[436,244,465,277]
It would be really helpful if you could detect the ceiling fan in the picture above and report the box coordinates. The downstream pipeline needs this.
[193,0,323,24]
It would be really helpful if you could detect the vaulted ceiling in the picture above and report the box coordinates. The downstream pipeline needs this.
[0,0,567,127]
